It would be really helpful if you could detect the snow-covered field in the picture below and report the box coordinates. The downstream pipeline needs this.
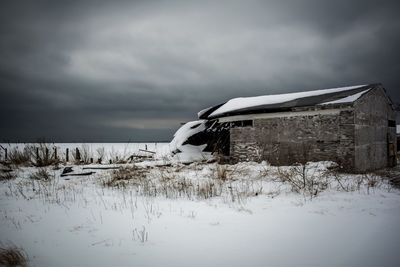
[1,143,400,267]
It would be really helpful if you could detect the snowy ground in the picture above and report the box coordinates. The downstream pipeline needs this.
[1,144,400,267]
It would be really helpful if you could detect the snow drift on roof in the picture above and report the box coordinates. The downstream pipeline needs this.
[197,106,213,119]
[209,84,367,118]
[319,89,370,105]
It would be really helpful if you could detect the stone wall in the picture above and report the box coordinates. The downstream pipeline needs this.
[353,88,397,172]
[230,108,356,169]
[229,87,396,172]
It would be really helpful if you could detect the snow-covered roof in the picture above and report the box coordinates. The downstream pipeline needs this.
[319,89,370,105]
[200,84,379,119]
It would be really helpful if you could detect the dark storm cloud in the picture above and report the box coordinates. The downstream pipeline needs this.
[1,0,399,142]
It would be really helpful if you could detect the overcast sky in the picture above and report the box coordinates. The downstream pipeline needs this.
[1,0,399,142]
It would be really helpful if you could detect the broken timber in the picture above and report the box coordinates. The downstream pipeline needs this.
[139,149,156,154]
[82,166,121,170]
[61,171,96,177]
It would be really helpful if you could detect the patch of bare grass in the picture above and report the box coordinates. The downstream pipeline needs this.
[101,163,264,203]
[29,168,54,181]
[103,166,149,187]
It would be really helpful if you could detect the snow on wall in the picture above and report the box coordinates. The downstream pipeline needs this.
[209,85,366,118]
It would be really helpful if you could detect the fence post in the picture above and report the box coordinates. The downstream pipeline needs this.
[54,147,57,160]
[36,147,39,162]
[4,148,7,160]
[76,148,81,161]
[45,147,49,161]
[66,148,69,162]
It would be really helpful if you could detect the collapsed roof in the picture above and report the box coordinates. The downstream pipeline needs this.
[199,83,382,119]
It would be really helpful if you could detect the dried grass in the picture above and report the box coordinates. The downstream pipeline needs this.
[29,168,54,181]
[0,245,27,267]
[0,171,16,181]
[7,148,31,166]
[7,143,59,167]
[103,166,148,187]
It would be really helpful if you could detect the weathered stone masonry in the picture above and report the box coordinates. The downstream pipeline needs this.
[353,88,397,172]
[230,108,355,168]
[229,87,396,172]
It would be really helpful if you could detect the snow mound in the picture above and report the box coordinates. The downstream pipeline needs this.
[169,120,211,162]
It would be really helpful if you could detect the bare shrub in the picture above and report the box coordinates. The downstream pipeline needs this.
[276,163,328,198]
[0,245,28,267]
[276,166,302,192]
[108,147,128,164]
[72,145,94,164]
[29,168,54,181]
[259,163,271,177]
[373,168,400,190]
[80,144,92,164]
[325,168,350,192]
[364,174,381,194]
[96,147,105,164]
[324,167,387,193]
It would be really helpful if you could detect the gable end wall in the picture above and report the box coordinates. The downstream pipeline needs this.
[353,87,397,172]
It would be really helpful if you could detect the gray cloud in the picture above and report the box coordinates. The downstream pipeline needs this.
[1,0,399,142]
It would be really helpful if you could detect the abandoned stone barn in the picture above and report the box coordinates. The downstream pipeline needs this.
[197,83,397,172]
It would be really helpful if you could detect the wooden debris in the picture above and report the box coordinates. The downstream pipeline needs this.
[61,171,95,177]
[139,149,156,154]
[61,166,95,177]
[82,166,121,170]
[154,163,172,167]
[62,167,74,175]
[127,154,153,163]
